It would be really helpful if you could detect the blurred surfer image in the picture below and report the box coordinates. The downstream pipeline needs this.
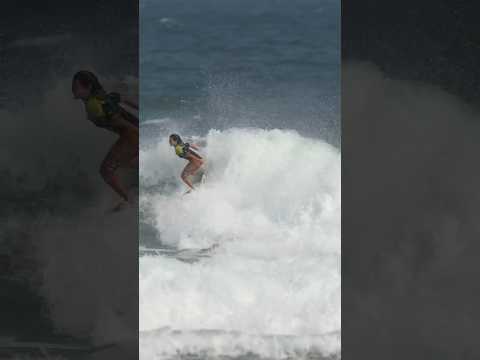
[72,70,139,207]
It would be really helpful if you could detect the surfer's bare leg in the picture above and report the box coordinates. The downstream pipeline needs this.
[128,154,139,168]
[100,139,132,202]
[181,170,195,190]
[181,161,201,190]
[100,160,130,201]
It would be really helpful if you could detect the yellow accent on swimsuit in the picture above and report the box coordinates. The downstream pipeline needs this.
[175,144,186,158]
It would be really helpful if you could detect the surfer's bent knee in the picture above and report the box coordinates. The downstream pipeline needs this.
[100,160,117,184]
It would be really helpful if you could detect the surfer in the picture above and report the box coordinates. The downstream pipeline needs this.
[72,70,139,206]
[169,134,205,192]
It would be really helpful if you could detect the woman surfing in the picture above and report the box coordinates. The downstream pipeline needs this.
[169,134,205,193]
[72,70,139,209]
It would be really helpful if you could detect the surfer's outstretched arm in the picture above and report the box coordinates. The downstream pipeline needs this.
[189,143,200,150]
[121,98,138,110]
[114,112,138,131]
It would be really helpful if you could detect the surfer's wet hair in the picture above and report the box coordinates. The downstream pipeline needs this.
[169,134,183,144]
[72,70,105,95]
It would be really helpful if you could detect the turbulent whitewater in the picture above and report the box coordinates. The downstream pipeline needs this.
[139,128,340,359]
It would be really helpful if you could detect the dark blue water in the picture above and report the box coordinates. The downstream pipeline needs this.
[140,0,340,144]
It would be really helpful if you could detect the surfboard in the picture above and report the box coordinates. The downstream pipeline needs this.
[139,244,218,263]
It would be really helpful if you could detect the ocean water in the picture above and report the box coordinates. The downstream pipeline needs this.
[140,0,340,358]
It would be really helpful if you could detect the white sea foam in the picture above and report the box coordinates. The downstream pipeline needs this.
[139,128,340,358]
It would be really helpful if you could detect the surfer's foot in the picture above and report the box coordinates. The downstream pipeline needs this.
[111,198,131,212]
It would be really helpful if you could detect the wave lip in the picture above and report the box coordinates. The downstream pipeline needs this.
[140,327,340,360]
